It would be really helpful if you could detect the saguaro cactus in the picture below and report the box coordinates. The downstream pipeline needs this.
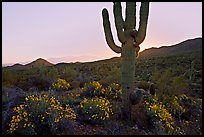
[102,2,149,120]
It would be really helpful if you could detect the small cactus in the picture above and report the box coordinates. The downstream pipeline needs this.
[149,82,156,95]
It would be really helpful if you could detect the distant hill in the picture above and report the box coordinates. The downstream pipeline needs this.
[10,63,24,70]
[25,58,53,68]
[138,37,202,58]
[4,58,53,70]
[3,37,202,70]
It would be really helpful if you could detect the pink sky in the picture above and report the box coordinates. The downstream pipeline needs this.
[2,2,202,65]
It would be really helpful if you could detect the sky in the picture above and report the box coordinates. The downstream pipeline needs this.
[2,2,202,66]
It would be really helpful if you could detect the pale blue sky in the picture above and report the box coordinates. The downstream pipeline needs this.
[2,2,202,65]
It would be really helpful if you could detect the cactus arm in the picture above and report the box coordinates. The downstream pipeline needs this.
[113,2,126,43]
[125,2,136,30]
[102,8,121,53]
[135,2,149,45]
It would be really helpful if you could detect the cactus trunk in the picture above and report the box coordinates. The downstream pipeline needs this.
[102,2,149,121]
[121,44,136,120]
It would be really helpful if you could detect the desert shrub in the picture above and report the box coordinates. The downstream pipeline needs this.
[51,78,70,92]
[60,67,77,82]
[78,97,113,124]
[33,77,50,91]
[7,94,76,135]
[46,67,59,83]
[80,81,105,98]
[69,80,80,90]
[2,69,18,86]
[171,76,188,96]
[152,69,172,99]
[151,69,188,100]
[155,94,202,135]
[7,104,36,135]
[145,95,174,134]
[136,81,150,91]
[99,66,121,86]
[164,96,186,119]
[104,83,122,100]
[173,95,202,135]
[61,93,82,106]
[33,67,59,91]
[181,94,201,106]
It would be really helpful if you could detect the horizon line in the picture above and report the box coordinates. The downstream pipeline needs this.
[2,55,120,67]
[2,36,202,67]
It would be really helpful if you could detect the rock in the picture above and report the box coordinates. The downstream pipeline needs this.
[2,86,26,101]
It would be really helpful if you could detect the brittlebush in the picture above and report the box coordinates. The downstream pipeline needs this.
[79,97,113,124]
[52,78,70,92]
[7,94,76,135]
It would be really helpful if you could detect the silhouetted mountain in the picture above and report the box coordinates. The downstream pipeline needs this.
[25,58,53,68]
[86,37,202,63]
[9,63,24,69]
[4,58,53,70]
[3,37,202,70]
[138,37,202,58]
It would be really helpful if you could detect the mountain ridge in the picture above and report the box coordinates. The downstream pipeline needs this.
[138,37,202,58]
[4,58,53,70]
[3,37,202,70]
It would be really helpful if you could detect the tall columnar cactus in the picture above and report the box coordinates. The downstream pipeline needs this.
[102,2,149,120]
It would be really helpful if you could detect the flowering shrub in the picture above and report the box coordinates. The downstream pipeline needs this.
[178,94,197,105]
[7,94,76,135]
[80,81,104,97]
[78,97,113,124]
[165,96,185,118]
[104,83,122,100]
[7,104,36,135]
[51,78,70,91]
[145,96,174,134]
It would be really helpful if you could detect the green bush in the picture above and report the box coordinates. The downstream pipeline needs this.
[69,81,80,90]
[60,67,77,82]
[98,66,121,86]
[61,93,82,106]
[151,69,188,100]
[33,66,59,91]
[2,69,18,86]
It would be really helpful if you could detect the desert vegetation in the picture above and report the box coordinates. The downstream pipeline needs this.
[2,48,202,135]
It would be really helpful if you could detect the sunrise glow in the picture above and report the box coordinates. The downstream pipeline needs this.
[2,2,202,66]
